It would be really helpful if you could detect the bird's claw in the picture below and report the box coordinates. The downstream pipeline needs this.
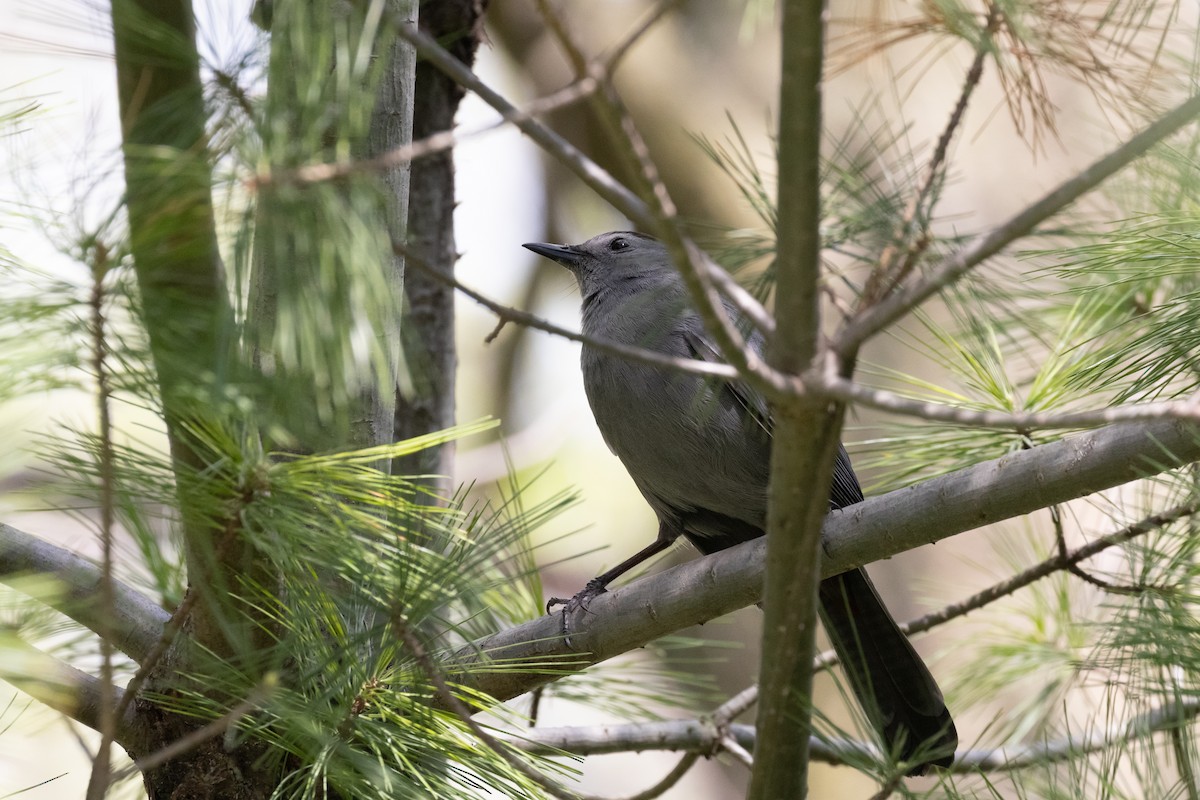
[546,579,608,647]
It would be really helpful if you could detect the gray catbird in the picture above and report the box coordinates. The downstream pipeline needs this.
[524,231,957,774]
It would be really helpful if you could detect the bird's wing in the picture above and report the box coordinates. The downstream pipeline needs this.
[680,320,864,510]
[680,325,773,437]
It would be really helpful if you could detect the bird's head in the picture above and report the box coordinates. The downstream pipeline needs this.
[523,231,673,298]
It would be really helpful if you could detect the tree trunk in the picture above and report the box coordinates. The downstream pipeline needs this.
[393,0,489,489]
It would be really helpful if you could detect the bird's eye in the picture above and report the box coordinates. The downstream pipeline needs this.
[609,237,629,252]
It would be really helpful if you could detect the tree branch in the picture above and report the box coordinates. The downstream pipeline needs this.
[861,3,1000,306]
[751,0,832,795]
[399,241,739,381]
[817,365,1200,427]
[513,697,1200,774]
[810,502,1198,673]
[0,632,135,743]
[446,419,1200,705]
[389,10,786,401]
[837,91,1200,356]
[0,523,169,663]
[510,720,867,768]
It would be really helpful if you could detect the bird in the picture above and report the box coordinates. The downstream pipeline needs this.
[523,230,958,775]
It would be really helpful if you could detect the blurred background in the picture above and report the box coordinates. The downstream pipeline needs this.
[0,0,1157,796]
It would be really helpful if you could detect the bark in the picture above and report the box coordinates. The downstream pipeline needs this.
[750,1,830,797]
[393,0,488,488]
[359,1,417,457]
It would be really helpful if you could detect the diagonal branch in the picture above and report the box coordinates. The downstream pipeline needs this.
[391,15,648,222]
[388,11,785,401]
[837,91,1200,356]
[861,3,1001,305]
[810,502,1198,673]
[0,632,135,742]
[256,77,599,188]
[0,523,169,663]
[446,418,1200,705]
[399,241,739,381]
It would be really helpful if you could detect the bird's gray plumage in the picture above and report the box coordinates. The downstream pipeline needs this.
[524,231,957,774]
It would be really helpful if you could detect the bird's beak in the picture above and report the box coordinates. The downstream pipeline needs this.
[523,242,584,267]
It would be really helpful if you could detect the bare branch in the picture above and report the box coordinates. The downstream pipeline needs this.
[812,503,1198,673]
[862,3,1001,306]
[816,367,1200,428]
[603,0,687,73]
[0,633,134,741]
[255,77,598,188]
[514,697,1200,774]
[0,523,169,663]
[616,753,700,800]
[447,419,1200,705]
[837,91,1200,356]
[907,503,1196,636]
[399,240,739,381]
[957,698,1200,771]
[86,243,118,800]
[510,720,871,767]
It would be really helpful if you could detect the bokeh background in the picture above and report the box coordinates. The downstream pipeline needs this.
[0,0,1153,796]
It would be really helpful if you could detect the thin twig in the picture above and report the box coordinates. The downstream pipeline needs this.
[816,364,1200,429]
[721,734,755,768]
[865,773,903,800]
[255,77,598,188]
[863,3,1001,306]
[616,753,700,800]
[957,698,1200,771]
[838,91,1200,356]
[812,503,1199,673]
[712,684,758,726]
[708,683,759,769]
[603,0,687,72]
[911,503,1197,634]
[85,244,117,800]
[394,615,586,800]
[1053,503,1159,595]
[397,240,739,381]
[516,697,1200,774]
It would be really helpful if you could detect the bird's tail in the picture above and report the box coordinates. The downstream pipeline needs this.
[818,567,958,776]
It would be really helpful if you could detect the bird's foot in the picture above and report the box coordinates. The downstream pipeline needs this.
[546,578,608,647]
